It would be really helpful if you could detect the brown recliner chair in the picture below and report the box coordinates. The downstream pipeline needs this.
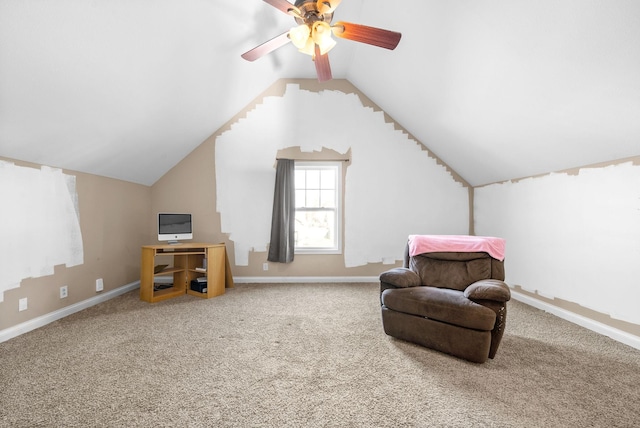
[380,236,511,363]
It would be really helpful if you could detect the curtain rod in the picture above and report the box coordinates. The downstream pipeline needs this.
[276,158,350,162]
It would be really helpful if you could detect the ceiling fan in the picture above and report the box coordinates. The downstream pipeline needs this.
[241,0,402,82]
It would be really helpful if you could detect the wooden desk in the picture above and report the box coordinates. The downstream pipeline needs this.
[140,243,233,303]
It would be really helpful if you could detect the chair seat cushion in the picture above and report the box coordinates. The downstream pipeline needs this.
[381,287,497,331]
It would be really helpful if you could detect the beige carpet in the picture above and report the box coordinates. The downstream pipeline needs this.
[1,282,639,427]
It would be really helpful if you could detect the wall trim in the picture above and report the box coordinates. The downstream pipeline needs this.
[511,290,640,351]
[0,281,140,343]
[233,276,379,284]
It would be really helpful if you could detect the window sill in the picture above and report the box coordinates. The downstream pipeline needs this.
[295,249,342,255]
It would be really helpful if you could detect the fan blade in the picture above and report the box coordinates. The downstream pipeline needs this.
[332,21,402,50]
[317,0,342,14]
[241,32,291,61]
[263,0,301,17]
[314,44,332,82]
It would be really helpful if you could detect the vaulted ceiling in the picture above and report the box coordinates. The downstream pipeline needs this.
[1,0,639,186]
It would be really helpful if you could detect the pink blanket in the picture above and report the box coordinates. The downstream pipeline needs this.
[408,235,506,261]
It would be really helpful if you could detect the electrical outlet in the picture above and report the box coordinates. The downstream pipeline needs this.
[263,262,269,271]
[60,285,68,299]
[96,278,104,292]
[19,298,28,312]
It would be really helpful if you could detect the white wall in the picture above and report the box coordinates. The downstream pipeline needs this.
[215,84,469,267]
[474,161,640,324]
[0,160,83,301]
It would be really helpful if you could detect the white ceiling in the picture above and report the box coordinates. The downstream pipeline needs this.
[1,0,639,186]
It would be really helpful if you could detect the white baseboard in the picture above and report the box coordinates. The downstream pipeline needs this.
[511,290,640,351]
[1,278,376,343]
[0,281,140,343]
[232,276,379,284]
[8,280,635,352]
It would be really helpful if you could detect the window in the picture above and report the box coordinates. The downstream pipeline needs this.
[294,162,342,254]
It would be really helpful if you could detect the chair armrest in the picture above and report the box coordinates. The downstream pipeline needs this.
[379,268,421,288]
[464,279,511,302]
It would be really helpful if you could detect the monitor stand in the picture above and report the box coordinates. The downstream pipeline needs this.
[168,240,180,245]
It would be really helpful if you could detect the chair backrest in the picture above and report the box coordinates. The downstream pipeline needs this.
[403,244,505,291]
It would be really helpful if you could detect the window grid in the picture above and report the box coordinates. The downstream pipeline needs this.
[294,162,341,254]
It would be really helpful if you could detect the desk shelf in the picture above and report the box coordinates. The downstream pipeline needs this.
[151,285,183,301]
[156,266,184,275]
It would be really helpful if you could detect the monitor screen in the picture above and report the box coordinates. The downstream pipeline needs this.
[158,213,193,243]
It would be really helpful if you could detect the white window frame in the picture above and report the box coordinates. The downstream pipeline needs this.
[294,161,342,255]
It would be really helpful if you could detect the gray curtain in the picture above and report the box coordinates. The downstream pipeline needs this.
[268,159,295,263]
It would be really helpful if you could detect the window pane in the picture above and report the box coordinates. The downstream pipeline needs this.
[306,170,320,189]
[320,189,335,208]
[295,189,305,208]
[320,169,335,189]
[295,211,335,248]
[295,170,306,190]
[306,190,320,208]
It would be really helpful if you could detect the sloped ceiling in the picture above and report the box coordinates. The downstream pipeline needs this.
[1,0,639,186]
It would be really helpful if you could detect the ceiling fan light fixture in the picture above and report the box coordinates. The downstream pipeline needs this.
[299,37,316,56]
[289,24,311,49]
[317,0,342,14]
[331,23,345,36]
[312,21,336,55]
